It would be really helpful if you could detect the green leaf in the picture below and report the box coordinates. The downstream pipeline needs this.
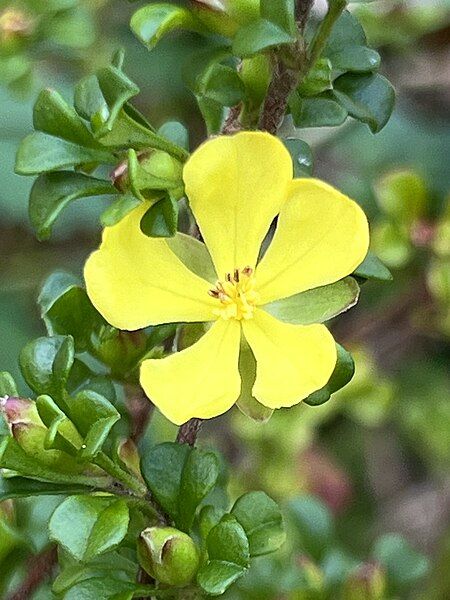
[19,336,74,400]
[304,344,355,406]
[231,491,285,557]
[0,437,107,487]
[100,108,188,161]
[100,193,141,227]
[354,251,393,281]
[183,46,231,93]
[95,65,140,137]
[328,46,380,73]
[200,63,245,107]
[197,561,247,596]
[333,72,395,133]
[53,336,76,390]
[236,342,273,423]
[36,394,83,453]
[69,391,120,460]
[53,552,138,595]
[158,121,189,151]
[233,18,295,58]
[207,516,250,567]
[288,495,333,561]
[29,171,116,240]
[282,138,313,177]
[198,516,249,595]
[140,195,178,238]
[298,58,332,97]
[325,10,367,53]
[131,3,199,50]
[0,372,18,397]
[33,89,97,148]
[166,234,216,283]
[15,132,115,175]
[38,271,105,351]
[49,495,129,562]
[141,442,190,518]
[197,95,224,136]
[63,577,147,600]
[178,448,220,531]
[199,505,226,543]
[373,534,430,590]
[290,93,348,128]
[0,477,91,501]
[261,0,296,35]
[264,277,360,325]
[74,73,109,125]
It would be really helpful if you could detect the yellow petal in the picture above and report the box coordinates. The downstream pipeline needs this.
[84,203,216,330]
[242,309,337,409]
[183,132,292,277]
[256,179,370,304]
[140,319,241,425]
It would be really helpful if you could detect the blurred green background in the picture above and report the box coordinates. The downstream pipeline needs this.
[1,0,449,598]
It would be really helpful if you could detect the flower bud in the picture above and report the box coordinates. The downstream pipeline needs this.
[190,0,259,37]
[0,397,102,476]
[0,396,41,429]
[138,526,200,587]
[343,562,385,600]
[0,8,33,43]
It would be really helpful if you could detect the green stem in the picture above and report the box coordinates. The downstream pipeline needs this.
[95,452,147,496]
[308,0,347,70]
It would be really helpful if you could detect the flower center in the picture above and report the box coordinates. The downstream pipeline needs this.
[208,266,259,321]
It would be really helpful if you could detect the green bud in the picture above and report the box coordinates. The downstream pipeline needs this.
[432,202,450,257]
[343,562,385,600]
[371,220,412,268]
[374,170,428,225]
[190,0,260,37]
[138,526,200,587]
[93,325,147,378]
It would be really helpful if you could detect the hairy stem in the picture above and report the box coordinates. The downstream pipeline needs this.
[258,0,316,133]
[176,418,203,446]
[258,49,305,134]
[296,0,315,30]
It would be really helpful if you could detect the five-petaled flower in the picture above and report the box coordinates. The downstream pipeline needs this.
[85,132,369,425]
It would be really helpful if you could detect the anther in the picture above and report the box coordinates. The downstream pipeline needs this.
[225,272,232,282]
[233,269,239,282]
[242,266,253,276]
[208,289,219,298]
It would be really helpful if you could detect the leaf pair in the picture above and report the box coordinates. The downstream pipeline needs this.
[198,491,285,595]
[291,11,394,133]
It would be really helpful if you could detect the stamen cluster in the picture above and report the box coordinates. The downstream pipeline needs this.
[208,266,260,320]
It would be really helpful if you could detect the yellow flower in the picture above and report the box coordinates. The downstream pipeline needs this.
[85,132,369,425]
